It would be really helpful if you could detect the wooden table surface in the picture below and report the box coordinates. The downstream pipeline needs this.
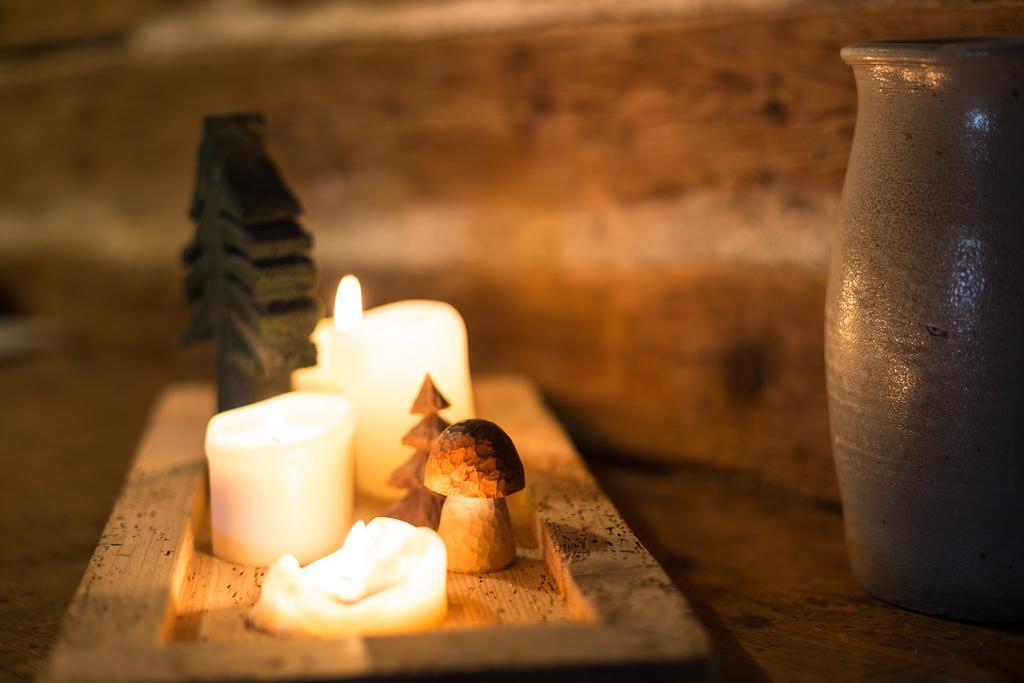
[3,352,1023,682]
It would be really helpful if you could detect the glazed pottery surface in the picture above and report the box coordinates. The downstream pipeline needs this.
[827,37,1024,621]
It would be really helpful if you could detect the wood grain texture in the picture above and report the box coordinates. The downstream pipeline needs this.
[4,2,1024,266]
[0,0,171,51]
[0,0,921,53]
[3,253,835,502]
[41,376,710,682]
[590,457,1024,681]
[0,357,176,682]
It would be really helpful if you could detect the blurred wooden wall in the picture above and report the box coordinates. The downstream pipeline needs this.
[3,0,1023,501]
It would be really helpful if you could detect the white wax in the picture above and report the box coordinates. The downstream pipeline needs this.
[204,392,357,567]
[309,318,336,371]
[250,517,448,637]
[291,363,337,393]
[295,300,474,501]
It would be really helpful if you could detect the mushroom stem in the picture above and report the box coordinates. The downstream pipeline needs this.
[436,496,516,573]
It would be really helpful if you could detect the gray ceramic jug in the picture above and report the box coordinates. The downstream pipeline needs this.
[826,38,1024,621]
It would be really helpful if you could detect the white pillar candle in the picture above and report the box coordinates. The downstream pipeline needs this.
[293,276,474,501]
[291,362,337,393]
[204,392,357,567]
[250,517,448,637]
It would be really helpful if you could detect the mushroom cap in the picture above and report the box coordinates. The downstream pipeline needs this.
[424,419,525,498]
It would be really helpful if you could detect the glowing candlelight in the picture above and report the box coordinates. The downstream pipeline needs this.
[333,275,363,332]
[292,275,474,500]
[250,517,448,637]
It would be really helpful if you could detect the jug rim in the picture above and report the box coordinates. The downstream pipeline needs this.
[842,36,1024,64]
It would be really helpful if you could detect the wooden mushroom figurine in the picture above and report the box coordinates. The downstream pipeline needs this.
[424,419,525,573]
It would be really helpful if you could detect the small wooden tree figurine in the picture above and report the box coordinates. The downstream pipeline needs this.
[386,375,450,529]
[183,113,320,411]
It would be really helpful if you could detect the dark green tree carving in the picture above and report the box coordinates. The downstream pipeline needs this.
[183,113,320,412]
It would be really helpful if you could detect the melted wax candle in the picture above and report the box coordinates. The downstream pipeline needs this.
[250,517,448,636]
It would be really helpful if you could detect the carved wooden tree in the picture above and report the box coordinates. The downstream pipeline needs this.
[183,113,320,411]
[386,375,450,529]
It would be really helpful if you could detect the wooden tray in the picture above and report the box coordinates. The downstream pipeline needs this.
[42,375,711,682]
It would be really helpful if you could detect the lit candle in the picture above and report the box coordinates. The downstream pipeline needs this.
[249,517,448,636]
[292,276,474,500]
[204,391,357,567]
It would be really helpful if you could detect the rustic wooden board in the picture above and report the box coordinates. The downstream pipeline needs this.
[41,375,710,682]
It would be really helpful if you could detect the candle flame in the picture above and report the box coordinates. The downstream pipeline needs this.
[334,275,363,332]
